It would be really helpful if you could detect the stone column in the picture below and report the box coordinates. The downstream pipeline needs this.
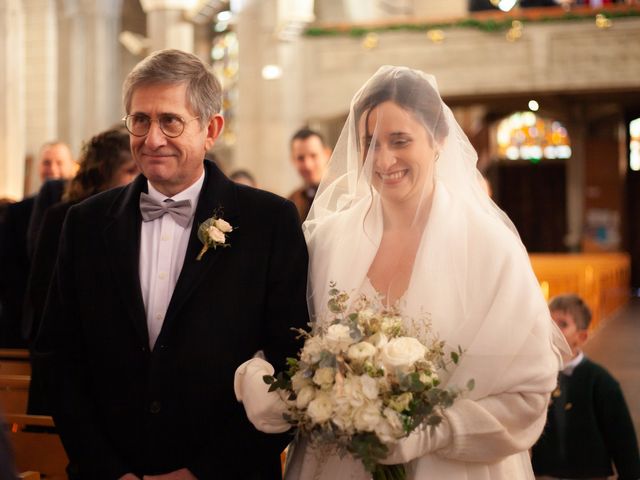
[57,0,123,158]
[140,0,194,53]
[24,0,58,194]
[235,0,307,196]
[0,0,26,199]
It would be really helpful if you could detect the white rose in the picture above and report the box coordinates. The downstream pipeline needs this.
[296,385,316,409]
[290,370,312,393]
[325,324,353,353]
[347,342,377,362]
[353,402,382,432]
[214,218,232,233]
[380,337,426,373]
[313,367,335,390]
[359,374,379,401]
[300,336,324,364]
[207,225,226,244]
[307,392,333,424]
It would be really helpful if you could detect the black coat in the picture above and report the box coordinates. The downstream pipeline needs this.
[26,178,67,259]
[35,160,309,479]
[532,357,640,480]
[0,196,34,348]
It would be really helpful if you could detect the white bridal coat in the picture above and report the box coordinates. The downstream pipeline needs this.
[286,181,567,480]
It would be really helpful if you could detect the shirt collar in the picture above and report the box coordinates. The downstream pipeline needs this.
[146,170,205,218]
[562,350,584,376]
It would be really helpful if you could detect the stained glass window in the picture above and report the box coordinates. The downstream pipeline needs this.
[496,112,571,163]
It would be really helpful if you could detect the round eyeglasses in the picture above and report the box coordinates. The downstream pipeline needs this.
[122,113,200,138]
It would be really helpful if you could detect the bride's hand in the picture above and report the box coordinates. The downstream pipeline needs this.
[234,357,291,433]
[378,420,452,465]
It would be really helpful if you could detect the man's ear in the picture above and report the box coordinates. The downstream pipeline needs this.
[205,114,225,150]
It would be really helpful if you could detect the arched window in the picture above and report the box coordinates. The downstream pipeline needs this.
[496,112,571,163]
[630,117,640,172]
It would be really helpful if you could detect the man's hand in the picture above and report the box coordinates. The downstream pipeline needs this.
[143,468,197,480]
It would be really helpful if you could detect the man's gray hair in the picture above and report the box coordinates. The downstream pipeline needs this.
[123,49,222,127]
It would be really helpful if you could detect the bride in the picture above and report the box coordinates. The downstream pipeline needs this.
[235,66,568,479]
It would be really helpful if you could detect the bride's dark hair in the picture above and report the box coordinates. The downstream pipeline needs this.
[353,68,449,146]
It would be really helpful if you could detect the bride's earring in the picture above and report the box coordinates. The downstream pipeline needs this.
[434,151,440,163]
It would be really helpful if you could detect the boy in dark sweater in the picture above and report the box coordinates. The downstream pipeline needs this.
[532,294,640,480]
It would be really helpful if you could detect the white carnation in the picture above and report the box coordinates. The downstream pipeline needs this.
[353,402,382,432]
[359,374,379,401]
[343,376,366,408]
[376,408,405,443]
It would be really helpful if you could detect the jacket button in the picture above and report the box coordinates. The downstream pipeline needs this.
[149,401,161,414]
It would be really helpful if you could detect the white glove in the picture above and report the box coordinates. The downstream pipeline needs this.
[234,357,291,433]
[378,419,452,465]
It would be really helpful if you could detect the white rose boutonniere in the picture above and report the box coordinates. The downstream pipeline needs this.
[196,212,234,261]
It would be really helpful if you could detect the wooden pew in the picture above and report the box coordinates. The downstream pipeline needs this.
[0,374,29,414]
[0,349,31,376]
[530,252,631,330]
[5,414,67,480]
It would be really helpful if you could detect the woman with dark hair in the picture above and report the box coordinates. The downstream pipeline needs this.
[24,127,138,415]
[236,66,569,479]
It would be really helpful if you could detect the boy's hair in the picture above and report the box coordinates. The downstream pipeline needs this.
[549,294,592,331]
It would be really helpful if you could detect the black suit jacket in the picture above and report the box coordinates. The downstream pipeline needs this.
[23,200,75,344]
[26,178,67,260]
[0,196,34,348]
[35,161,309,479]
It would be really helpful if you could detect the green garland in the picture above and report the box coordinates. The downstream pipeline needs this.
[304,9,640,37]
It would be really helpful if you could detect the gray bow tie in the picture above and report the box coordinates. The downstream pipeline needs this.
[139,192,192,228]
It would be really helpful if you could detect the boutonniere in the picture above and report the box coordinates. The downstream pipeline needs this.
[196,212,234,261]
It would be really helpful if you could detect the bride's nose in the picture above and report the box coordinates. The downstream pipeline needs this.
[374,146,397,171]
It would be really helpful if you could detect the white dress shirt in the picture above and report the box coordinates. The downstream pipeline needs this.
[139,172,204,350]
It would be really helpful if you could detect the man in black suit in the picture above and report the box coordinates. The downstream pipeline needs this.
[0,141,73,347]
[35,49,308,479]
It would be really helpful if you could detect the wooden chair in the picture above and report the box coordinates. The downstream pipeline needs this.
[5,414,67,480]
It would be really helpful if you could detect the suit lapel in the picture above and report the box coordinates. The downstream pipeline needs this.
[102,175,149,346]
[161,160,239,335]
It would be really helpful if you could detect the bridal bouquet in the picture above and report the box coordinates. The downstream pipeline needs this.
[264,282,473,480]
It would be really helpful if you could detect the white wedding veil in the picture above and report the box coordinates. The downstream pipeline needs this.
[303,65,565,400]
